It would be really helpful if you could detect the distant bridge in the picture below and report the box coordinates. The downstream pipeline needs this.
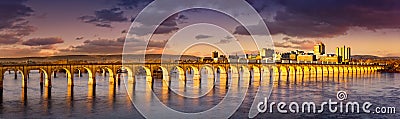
[0,62,384,102]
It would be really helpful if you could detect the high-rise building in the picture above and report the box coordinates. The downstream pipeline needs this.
[336,46,351,62]
[313,42,325,55]
[212,51,218,58]
[260,48,274,58]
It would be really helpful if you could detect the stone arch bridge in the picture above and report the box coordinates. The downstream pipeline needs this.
[0,62,383,102]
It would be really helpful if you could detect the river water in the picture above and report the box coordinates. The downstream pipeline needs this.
[0,70,399,118]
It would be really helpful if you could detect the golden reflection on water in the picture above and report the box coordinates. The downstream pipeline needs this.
[161,79,169,104]
[21,86,27,104]
[67,85,73,109]
[117,69,379,113]
[87,84,95,112]
[218,75,227,95]
[108,83,115,107]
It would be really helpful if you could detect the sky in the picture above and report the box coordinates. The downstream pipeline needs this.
[0,0,399,58]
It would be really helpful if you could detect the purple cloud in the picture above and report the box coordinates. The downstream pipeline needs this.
[22,37,64,46]
[78,8,128,28]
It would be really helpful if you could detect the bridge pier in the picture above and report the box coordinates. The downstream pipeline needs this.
[20,70,28,105]
[44,86,51,99]
[117,74,121,86]
[109,81,116,103]
[21,84,27,105]
[78,69,82,78]
[22,71,28,88]
[67,84,73,101]
[88,84,96,98]
[67,85,73,108]
[45,70,52,88]
[14,70,17,79]
[0,72,3,103]
[40,70,44,95]
[53,71,57,78]
[27,71,30,80]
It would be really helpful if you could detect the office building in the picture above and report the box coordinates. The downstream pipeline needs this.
[314,42,326,55]
[212,51,218,58]
[260,48,274,58]
[297,54,316,62]
[336,46,351,62]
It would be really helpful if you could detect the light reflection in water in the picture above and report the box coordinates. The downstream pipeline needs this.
[0,69,398,118]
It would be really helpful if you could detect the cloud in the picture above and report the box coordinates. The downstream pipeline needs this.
[75,36,84,40]
[0,34,21,44]
[233,20,270,35]
[22,37,64,46]
[195,34,213,40]
[154,25,179,34]
[124,37,167,48]
[0,0,34,29]
[121,30,127,34]
[274,37,316,50]
[224,35,234,40]
[130,14,184,36]
[234,0,400,38]
[78,8,128,28]
[152,14,187,34]
[282,37,290,41]
[38,45,57,50]
[215,39,232,44]
[60,36,167,54]
[0,47,56,58]
[117,0,153,9]
[147,40,167,48]
[60,38,124,54]
[0,0,35,44]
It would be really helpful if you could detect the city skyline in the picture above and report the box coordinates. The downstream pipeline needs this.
[1,0,400,58]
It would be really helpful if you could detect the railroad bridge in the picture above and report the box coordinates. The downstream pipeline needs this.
[0,62,384,102]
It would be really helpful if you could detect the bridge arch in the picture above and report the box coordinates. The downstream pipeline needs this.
[170,66,185,80]
[99,66,116,84]
[214,66,227,86]
[310,66,316,77]
[261,66,271,80]
[288,66,295,76]
[333,67,339,73]
[316,66,322,76]
[229,66,239,78]
[328,66,334,73]
[154,66,169,81]
[240,65,250,79]
[200,65,214,78]
[251,66,261,77]
[119,66,134,83]
[296,66,303,75]
[51,67,73,86]
[215,66,227,76]
[322,66,328,75]
[356,67,361,74]
[38,68,49,86]
[303,66,310,75]
[15,69,26,87]
[186,66,199,76]
[363,67,368,73]
[280,66,288,76]
[135,66,152,83]
[79,67,94,85]
[272,66,279,76]
[339,67,344,73]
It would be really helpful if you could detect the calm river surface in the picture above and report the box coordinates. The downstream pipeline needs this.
[0,70,399,118]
